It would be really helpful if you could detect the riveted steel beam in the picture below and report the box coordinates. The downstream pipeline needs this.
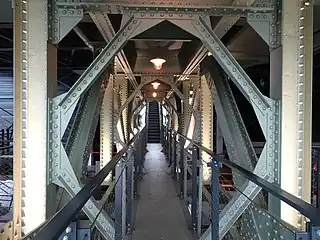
[274,0,313,228]
[47,16,142,240]
[89,12,144,98]
[100,74,115,183]
[204,67,262,238]
[118,77,129,143]
[13,1,58,238]
[50,3,83,44]
[240,205,297,239]
[55,1,274,15]
[204,60,256,176]
[199,76,213,183]
[56,71,110,209]
[187,17,271,113]
[166,0,258,99]
[200,61,279,240]
[50,96,115,240]
[57,16,142,110]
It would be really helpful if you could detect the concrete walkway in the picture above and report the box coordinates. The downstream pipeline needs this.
[132,143,194,240]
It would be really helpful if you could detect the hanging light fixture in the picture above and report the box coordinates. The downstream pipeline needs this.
[151,82,161,89]
[152,92,157,98]
[150,58,166,70]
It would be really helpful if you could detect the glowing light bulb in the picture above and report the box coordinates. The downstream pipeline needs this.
[150,58,166,70]
[152,92,157,98]
[151,82,161,89]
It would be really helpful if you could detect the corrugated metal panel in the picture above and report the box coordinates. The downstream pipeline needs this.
[0,73,13,130]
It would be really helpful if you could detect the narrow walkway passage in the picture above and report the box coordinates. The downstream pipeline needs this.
[132,143,194,240]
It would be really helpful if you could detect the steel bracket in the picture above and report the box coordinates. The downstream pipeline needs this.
[50,5,83,44]
[247,12,273,46]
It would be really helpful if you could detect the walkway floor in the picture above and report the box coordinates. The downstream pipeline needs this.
[132,143,194,240]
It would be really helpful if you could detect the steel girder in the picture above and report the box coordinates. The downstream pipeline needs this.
[165,17,279,239]
[100,75,115,182]
[199,76,214,183]
[274,0,313,228]
[50,2,83,44]
[182,80,190,198]
[51,79,115,240]
[204,70,263,239]
[57,16,143,110]
[47,15,155,240]
[184,77,201,148]
[13,1,58,237]
[89,11,141,97]
[55,0,274,16]
[166,0,259,99]
[56,71,110,209]
[205,60,257,186]
[247,0,281,50]
[118,77,129,143]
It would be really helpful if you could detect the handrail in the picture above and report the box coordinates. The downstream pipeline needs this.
[23,129,144,240]
[165,126,320,226]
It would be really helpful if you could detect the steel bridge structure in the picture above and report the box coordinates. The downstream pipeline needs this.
[0,0,320,239]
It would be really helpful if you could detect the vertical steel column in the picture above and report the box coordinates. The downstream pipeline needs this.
[134,140,140,199]
[179,136,185,199]
[122,157,127,238]
[191,146,198,233]
[197,163,203,236]
[200,76,213,183]
[100,74,114,184]
[318,155,320,208]
[126,151,134,233]
[172,132,177,180]
[13,0,57,236]
[166,127,169,158]
[215,122,223,155]
[115,159,124,240]
[210,159,219,240]
[272,0,313,228]
[168,129,172,165]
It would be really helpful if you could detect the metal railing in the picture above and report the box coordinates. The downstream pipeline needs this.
[162,125,320,240]
[23,128,147,240]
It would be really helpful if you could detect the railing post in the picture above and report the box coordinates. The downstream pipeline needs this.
[168,129,172,165]
[115,158,124,240]
[197,162,203,236]
[309,225,320,240]
[126,149,134,234]
[134,136,141,199]
[191,146,198,233]
[209,159,219,240]
[179,136,185,199]
[172,132,177,179]
[317,153,320,208]
[167,127,169,156]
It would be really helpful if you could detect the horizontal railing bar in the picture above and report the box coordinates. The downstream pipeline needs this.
[23,129,143,240]
[165,126,320,225]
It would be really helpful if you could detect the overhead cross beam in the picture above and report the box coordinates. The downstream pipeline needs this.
[89,11,142,98]
[166,0,257,98]
[55,1,274,15]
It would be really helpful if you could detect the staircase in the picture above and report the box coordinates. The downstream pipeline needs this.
[148,101,160,143]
